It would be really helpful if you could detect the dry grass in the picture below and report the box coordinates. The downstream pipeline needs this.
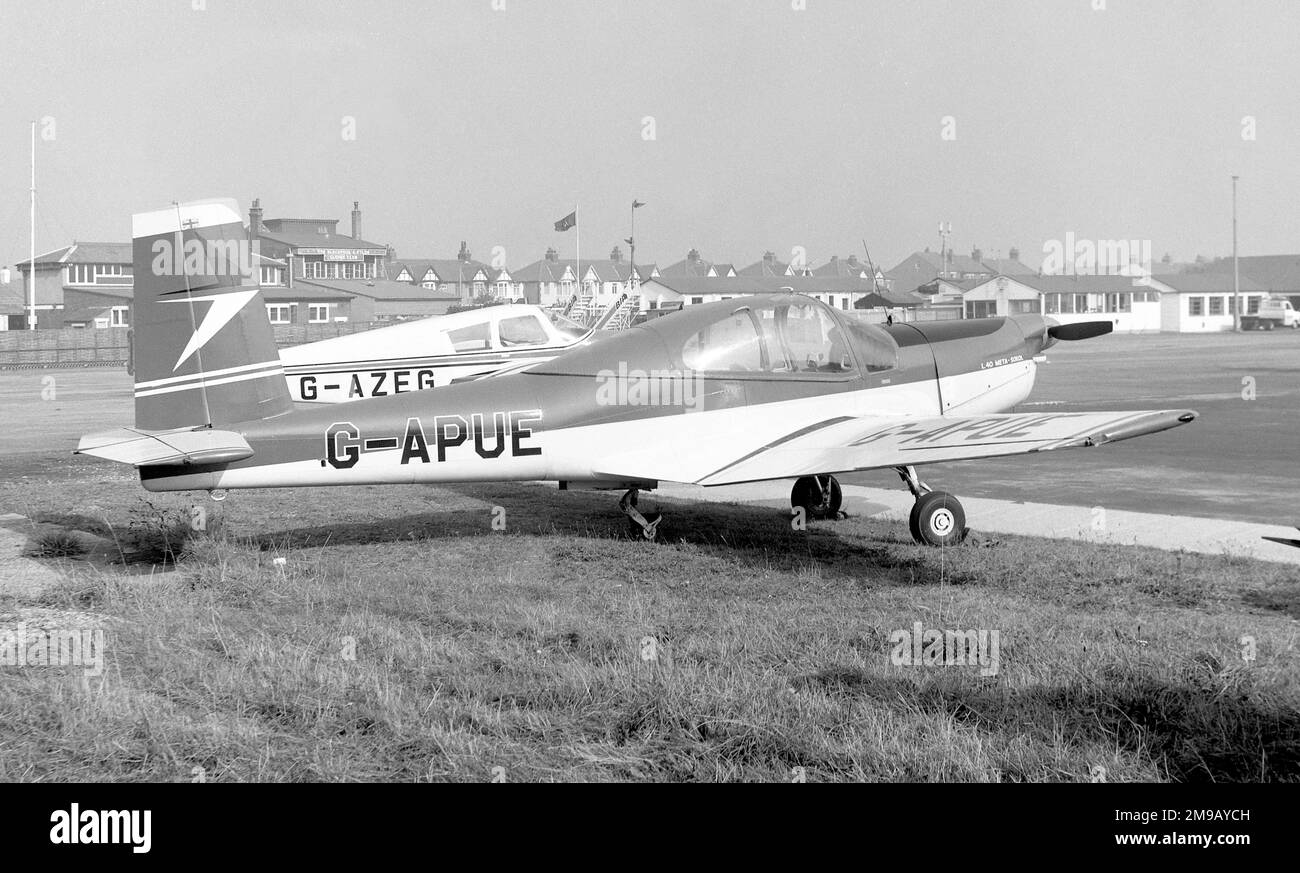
[1,480,1297,782]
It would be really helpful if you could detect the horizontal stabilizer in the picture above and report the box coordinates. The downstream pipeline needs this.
[75,427,253,467]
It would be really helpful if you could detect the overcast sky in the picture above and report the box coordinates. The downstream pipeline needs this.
[1,0,1296,274]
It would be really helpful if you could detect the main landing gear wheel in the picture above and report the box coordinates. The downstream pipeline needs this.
[620,488,662,541]
[908,490,967,547]
[791,475,843,521]
[894,465,967,547]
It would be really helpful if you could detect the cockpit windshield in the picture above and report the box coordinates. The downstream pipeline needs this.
[677,300,896,376]
[544,309,588,340]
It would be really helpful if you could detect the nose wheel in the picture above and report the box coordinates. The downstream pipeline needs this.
[791,475,844,521]
[896,466,967,547]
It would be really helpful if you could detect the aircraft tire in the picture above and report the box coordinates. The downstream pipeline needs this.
[791,475,842,521]
[908,491,967,547]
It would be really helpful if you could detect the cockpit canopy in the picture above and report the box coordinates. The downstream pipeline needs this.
[531,295,897,378]
[677,298,897,376]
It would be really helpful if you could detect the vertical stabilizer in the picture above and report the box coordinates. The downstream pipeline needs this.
[131,198,292,430]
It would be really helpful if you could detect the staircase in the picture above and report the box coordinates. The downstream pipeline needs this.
[601,295,642,330]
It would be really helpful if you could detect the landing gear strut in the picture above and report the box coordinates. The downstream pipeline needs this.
[791,475,844,521]
[896,465,967,547]
[620,488,662,541]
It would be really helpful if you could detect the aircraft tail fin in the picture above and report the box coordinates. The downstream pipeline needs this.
[131,199,292,431]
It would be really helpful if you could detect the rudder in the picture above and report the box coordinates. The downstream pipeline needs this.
[131,198,292,430]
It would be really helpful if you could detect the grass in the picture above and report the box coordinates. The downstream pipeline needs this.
[26,530,85,559]
[0,479,1297,782]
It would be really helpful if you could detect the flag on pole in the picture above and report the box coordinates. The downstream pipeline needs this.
[554,211,576,232]
[632,200,646,209]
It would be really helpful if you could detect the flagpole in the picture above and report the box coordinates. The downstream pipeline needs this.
[575,203,580,307]
[29,120,36,330]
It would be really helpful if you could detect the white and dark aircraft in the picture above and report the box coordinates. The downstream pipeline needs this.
[78,200,1198,545]
[280,303,604,403]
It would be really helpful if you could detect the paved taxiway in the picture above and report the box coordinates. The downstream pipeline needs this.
[658,482,1300,565]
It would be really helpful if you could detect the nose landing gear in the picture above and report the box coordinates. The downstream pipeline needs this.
[896,465,967,547]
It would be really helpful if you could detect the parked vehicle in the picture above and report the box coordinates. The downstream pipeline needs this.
[1241,297,1300,330]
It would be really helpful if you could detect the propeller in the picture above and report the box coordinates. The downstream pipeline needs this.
[1048,320,1113,342]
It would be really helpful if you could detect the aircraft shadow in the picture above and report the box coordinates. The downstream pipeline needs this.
[796,668,1300,782]
[243,482,969,588]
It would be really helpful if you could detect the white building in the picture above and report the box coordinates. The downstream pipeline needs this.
[962,274,1172,332]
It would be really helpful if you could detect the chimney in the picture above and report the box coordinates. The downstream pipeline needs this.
[610,245,622,262]
[687,248,700,263]
[1009,247,1020,262]
[351,201,362,240]
[763,251,775,265]
[458,241,471,262]
[545,247,557,262]
[972,246,983,262]
[248,198,263,242]
[846,255,859,267]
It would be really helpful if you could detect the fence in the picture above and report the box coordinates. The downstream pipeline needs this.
[0,322,388,368]
[272,322,379,347]
[0,327,130,367]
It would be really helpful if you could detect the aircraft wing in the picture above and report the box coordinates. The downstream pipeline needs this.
[75,427,253,467]
[680,408,1197,486]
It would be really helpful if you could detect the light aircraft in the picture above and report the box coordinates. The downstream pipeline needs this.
[280,303,604,403]
[78,200,1198,546]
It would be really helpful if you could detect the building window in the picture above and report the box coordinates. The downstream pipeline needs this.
[66,264,92,284]
[109,306,129,327]
[92,264,121,283]
[259,266,282,286]
[1010,299,1038,314]
[308,304,330,323]
[1208,296,1224,315]
[1103,293,1131,313]
[691,297,704,305]
[266,304,293,324]
[1248,296,1261,314]
[1045,292,1075,314]
[1188,296,1204,316]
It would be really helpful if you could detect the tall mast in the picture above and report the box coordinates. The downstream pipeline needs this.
[28,121,36,330]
